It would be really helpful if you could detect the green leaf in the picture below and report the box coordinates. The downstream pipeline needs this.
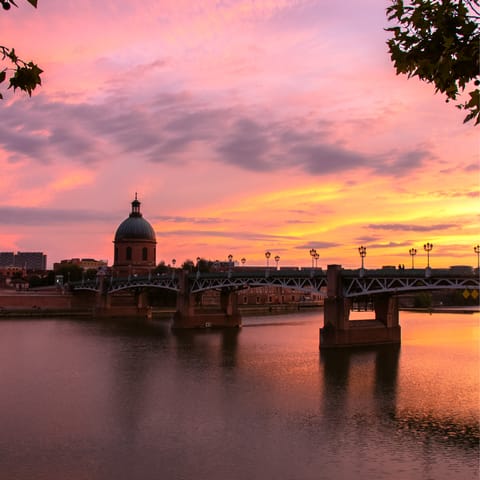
[8,63,43,96]
[386,0,479,125]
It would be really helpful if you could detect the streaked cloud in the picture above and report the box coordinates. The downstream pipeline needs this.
[0,206,115,225]
[368,223,460,232]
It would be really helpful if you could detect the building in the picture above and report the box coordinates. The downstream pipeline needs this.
[0,252,15,267]
[53,258,108,271]
[15,252,47,270]
[0,266,27,288]
[0,251,47,270]
[113,195,157,277]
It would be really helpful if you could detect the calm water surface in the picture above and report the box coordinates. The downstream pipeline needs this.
[0,310,478,480]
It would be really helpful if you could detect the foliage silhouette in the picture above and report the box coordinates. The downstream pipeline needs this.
[386,0,480,125]
[1,0,42,99]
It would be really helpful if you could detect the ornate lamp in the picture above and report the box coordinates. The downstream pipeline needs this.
[358,246,367,270]
[423,243,433,268]
[409,248,417,269]
[265,251,271,267]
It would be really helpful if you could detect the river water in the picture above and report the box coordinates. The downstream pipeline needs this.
[0,310,478,480]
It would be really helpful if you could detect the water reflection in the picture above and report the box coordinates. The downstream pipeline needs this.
[172,327,240,369]
[0,312,477,480]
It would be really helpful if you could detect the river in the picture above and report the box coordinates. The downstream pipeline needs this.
[0,310,478,480]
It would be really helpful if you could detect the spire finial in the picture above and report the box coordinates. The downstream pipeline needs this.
[130,193,142,217]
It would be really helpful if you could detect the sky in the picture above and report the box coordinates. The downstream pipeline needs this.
[1,0,479,270]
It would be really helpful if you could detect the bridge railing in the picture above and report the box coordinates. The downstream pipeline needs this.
[69,267,478,296]
[341,267,476,278]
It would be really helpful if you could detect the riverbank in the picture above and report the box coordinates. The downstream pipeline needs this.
[1,305,476,319]
[401,306,479,314]
[0,307,92,318]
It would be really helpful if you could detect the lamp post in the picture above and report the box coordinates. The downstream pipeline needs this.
[265,251,271,268]
[228,254,233,271]
[274,255,280,270]
[241,257,246,266]
[358,246,367,270]
[314,252,319,269]
[309,248,316,268]
[172,258,176,268]
[423,242,433,268]
[474,245,480,271]
[409,248,417,269]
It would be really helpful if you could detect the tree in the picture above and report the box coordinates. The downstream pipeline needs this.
[181,260,195,272]
[386,0,480,124]
[1,0,42,99]
[153,261,169,274]
[84,268,99,280]
[55,264,83,283]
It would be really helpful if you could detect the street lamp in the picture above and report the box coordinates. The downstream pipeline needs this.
[358,246,367,270]
[309,248,316,268]
[474,245,480,270]
[409,248,417,269]
[314,252,319,269]
[274,255,280,270]
[265,251,271,267]
[423,242,433,268]
[241,257,246,266]
[228,254,233,271]
[172,258,176,268]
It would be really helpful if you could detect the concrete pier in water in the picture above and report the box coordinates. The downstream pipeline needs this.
[320,265,401,348]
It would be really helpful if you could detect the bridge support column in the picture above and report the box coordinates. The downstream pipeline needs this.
[93,272,112,317]
[95,290,111,311]
[135,290,152,319]
[374,294,400,328]
[320,265,401,349]
[172,272,241,329]
[93,273,152,319]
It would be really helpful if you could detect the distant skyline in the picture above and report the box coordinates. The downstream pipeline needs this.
[1,0,478,269]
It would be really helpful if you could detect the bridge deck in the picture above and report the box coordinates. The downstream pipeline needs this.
[70,267,479,297]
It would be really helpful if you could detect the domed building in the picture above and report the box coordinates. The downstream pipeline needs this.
[113,195,157,276]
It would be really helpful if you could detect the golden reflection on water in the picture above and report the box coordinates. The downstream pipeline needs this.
[244,311,480,447]
[394,312,479,450]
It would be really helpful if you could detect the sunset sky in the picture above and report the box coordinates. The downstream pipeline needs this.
[1,0,478,269]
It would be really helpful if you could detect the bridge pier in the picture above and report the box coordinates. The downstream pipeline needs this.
[320,265,401,348]
[172,271,241,329]
[93,273,152,319]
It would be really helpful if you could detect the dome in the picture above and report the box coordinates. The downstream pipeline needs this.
[114,195,156,242]
[114,216,156,242]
